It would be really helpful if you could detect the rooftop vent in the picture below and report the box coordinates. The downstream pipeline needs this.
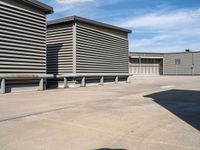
[185,49,190,52]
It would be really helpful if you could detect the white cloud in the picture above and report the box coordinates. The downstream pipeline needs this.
[45,0,109,16]
[55,0,96,4]
[121,8,200,52]
[120,8,200,29]
[43,0,200,53]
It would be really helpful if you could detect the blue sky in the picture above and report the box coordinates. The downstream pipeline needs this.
[40,0,200,52]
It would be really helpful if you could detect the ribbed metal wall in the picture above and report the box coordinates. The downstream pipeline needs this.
[164,52,200,75]
[76,24,129,73]
[77,22,128,39]
[129,58,163,75]
[0,1,46,74]
[47,24,74,74]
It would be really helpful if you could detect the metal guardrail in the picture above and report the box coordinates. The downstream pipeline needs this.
[0,74,54,79]
[0,74,54,94]
[56,73,131,78]
[0,73,132,94]
[56,73,132,88]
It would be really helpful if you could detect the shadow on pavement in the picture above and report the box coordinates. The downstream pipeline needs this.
[144,89,200,131]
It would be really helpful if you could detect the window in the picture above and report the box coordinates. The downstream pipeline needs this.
[175,59,181,65]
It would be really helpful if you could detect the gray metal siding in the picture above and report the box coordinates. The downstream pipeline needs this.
[76,24,129,73]
[0,0,46,74]
[193,53,200,74]
[77,22,128,39]
[47,24,74,74]
[163,53,200,75]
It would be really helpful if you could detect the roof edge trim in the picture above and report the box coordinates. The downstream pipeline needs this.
[22,0,53,14]
[47,16,132,33]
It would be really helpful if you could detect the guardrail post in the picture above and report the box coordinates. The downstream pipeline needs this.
[0,79,6,94]
[39,78,44,91]
[81,77,86,87]
[100,76,104,86]
[64,77,68,88]
[115,76,118,84]
[126,76,130,83]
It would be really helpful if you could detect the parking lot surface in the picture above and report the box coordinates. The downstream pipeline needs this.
[0,76,200,150]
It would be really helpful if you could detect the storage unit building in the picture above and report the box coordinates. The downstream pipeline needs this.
[47,16,132,87]
[163,51,200,75]
[129,52,164,75]
[0,0,53,93]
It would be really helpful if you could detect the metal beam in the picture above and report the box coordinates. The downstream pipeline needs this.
[0,74,54,79]
[57,73,131,78]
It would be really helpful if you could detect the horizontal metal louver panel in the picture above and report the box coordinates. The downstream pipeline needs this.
[0,26,45,38]
[1,21,45,34]
[0,2,45,20]
[0,14,45,29]
[0,29,46,41]
[0,17,45,31]
[47,28,73,35]
[1,34,45,45]
[0,1,46,74]
[47,24,74,74]
[0,69,45,73]
[76,25,129,73]
[0,49,45,57]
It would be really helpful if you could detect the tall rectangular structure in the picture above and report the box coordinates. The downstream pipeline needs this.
[0,0,53,93]
[47,16,131,86]
[0,0,53,74]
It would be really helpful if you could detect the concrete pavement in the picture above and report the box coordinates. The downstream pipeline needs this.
[0,76,200,150]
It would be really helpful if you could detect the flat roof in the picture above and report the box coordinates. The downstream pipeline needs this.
[129,52,164,59]
[21,0,53,14]
[47,16,132,33]
[129,52,164,55]
[129,51,200,55]
[130,56,164,59]
[164,51,200,54]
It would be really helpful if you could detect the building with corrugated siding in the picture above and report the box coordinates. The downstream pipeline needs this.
[163,51,200,75]
[129,51,200,76]
[0,0,53,93]
[47,16,132,87]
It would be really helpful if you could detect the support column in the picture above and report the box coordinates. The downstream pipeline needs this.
[64,77,68,88]
[100,76,104,86]
[0,79,5,94]
[81,77,86,87]
[115,76,119,84]
[126,76,130,83]
[39,78,44,91]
